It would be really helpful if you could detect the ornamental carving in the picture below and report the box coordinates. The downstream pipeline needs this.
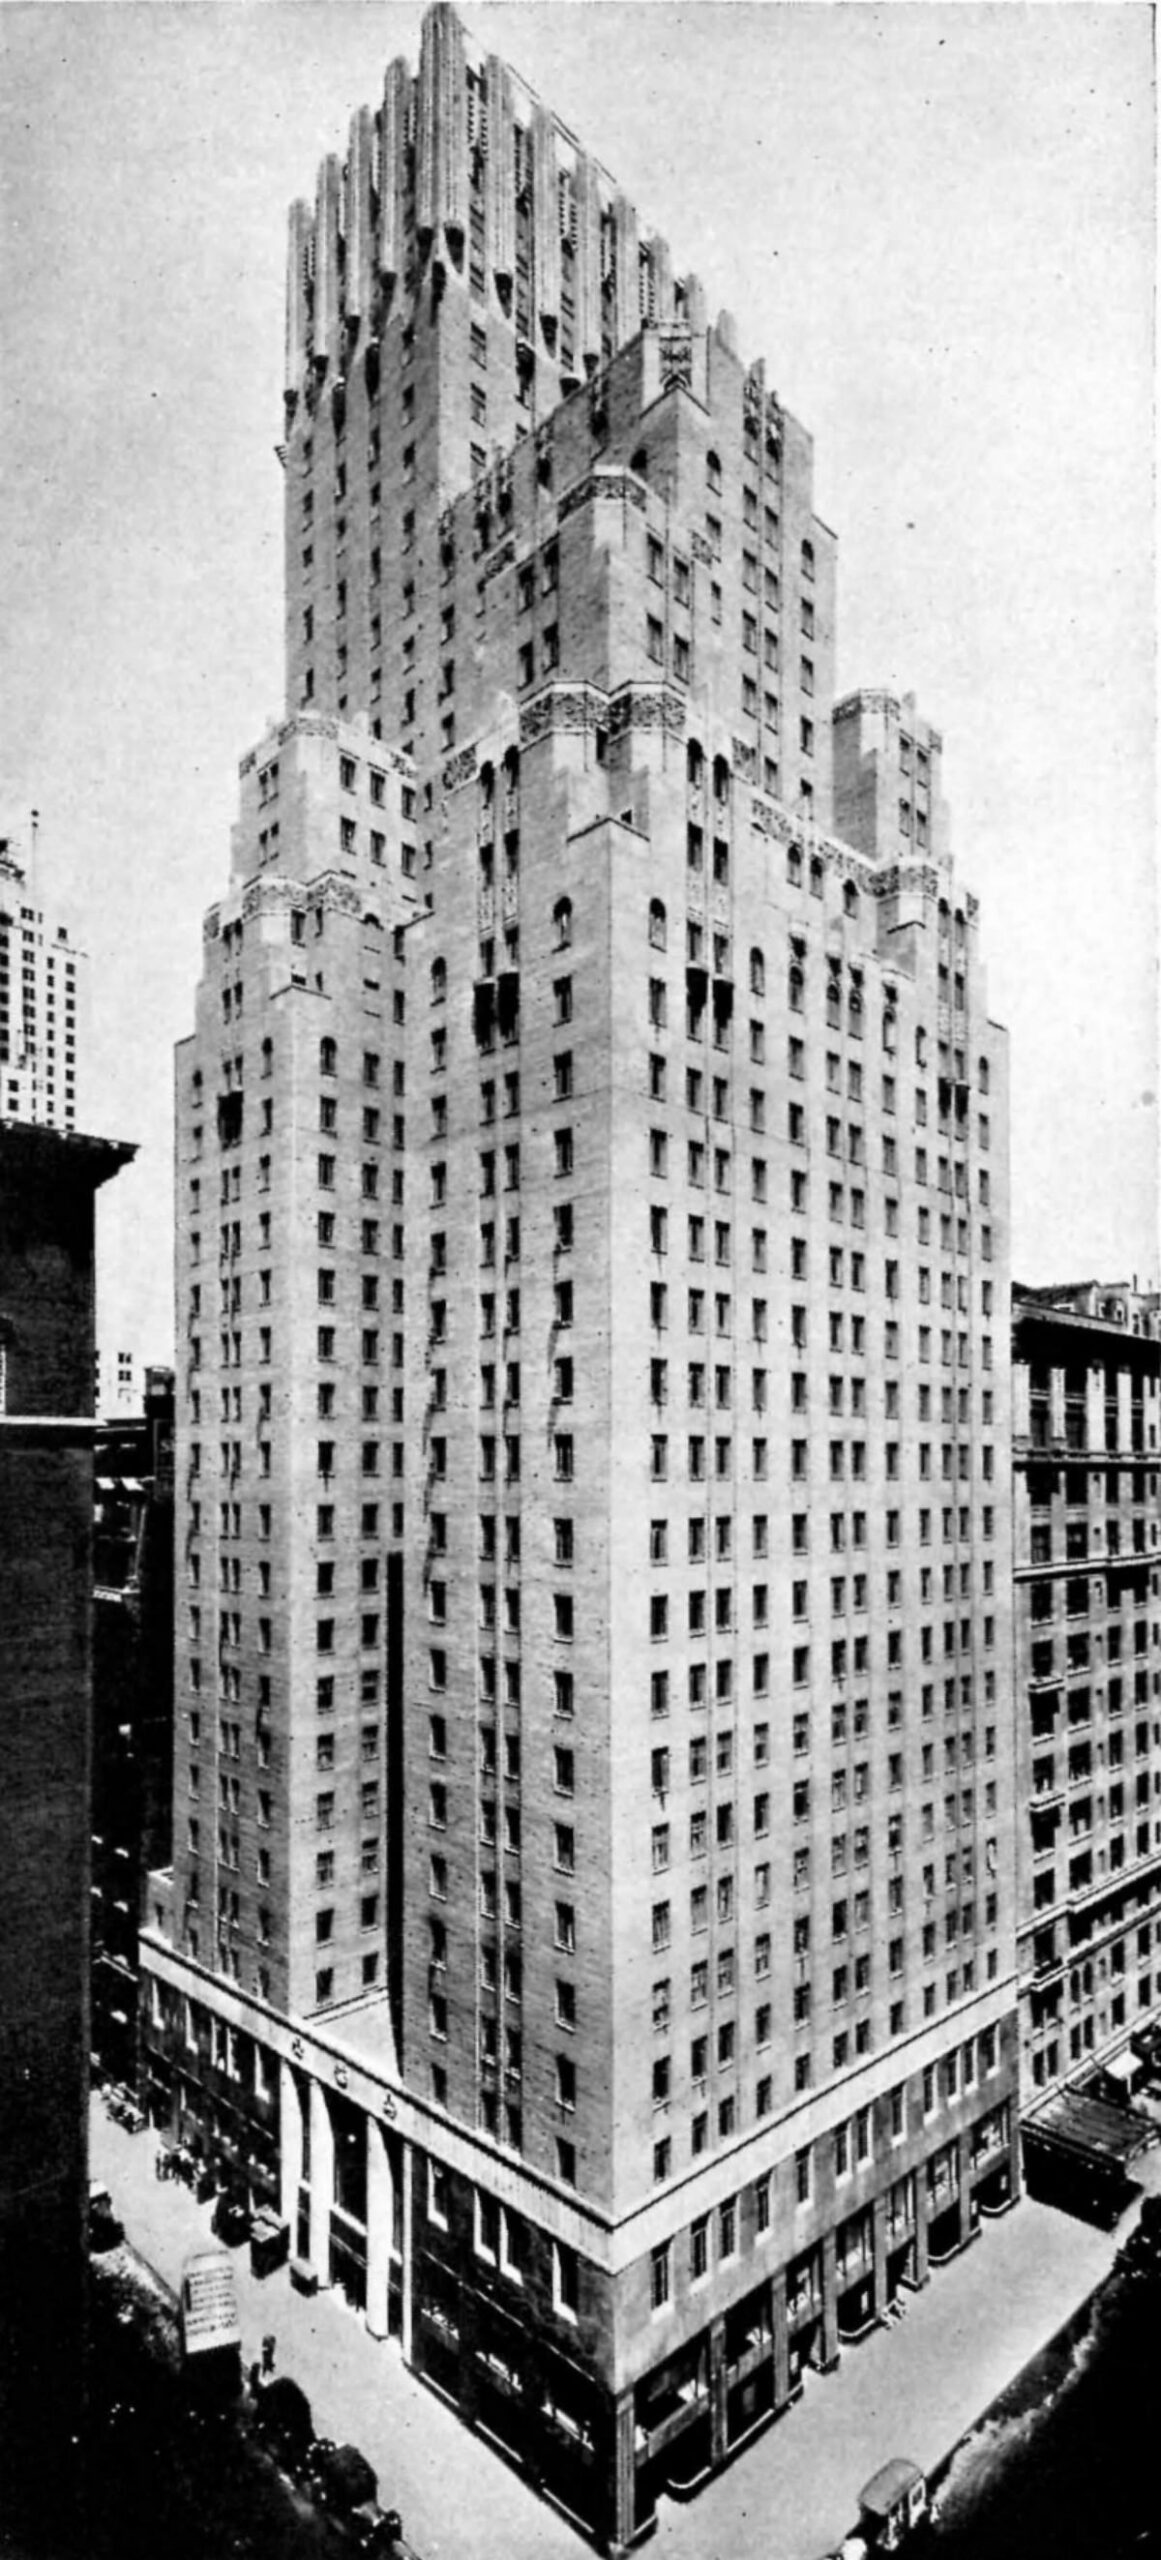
[659,327,692,391]
[607,683,685,739]
[690,531,714,568]
[441,745,478,795]
[558,467,648,525]
[481,536,515,588]
[309,875,362,918]
[242,877,299,921]
[519,685,605,746]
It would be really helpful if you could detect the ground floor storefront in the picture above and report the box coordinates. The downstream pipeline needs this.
[139,1937,1021,2553]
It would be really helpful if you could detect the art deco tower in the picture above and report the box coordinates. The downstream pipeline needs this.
[144,13,1019,2546]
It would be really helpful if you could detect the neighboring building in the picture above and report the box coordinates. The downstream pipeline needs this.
[95,1341,143,1419]
[0,830,88,1131]
[1013,1281,1161,2101]
[0,1118,134,2553]
[91,1367,176,2088]
[142,10,1019,2547]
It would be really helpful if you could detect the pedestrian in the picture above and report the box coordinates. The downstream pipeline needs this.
[261,2332,276,2376]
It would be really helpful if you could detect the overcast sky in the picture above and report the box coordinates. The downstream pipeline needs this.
[1,1,1154,1372]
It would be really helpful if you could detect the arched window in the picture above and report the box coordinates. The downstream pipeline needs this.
[788,940,805,1012]
[631,446,648,479]
[649,898,667,952]
[848,973,864,1033]
[479,760,495,818]
[363,910,382,931]
[687,740,705,794]
[712,754,731,808]
[319,1037,337,1075]
[843,881,859,921]
[810,855,824,897]
[978,1057,990,1094]
[553,897,573,951]
[750,947,765,999]
[706,450,722,495]
[801,537,815,580]
[938,898,950,934]
[259,1041,272,1079]
[503,747,520,819]
[431,959,447,1005]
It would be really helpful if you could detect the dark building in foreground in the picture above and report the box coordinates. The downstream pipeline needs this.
[91,1368,175,2088]
[0,1117,134,2551]
[1013,1281,1161,2103]
[142,9,1018,2547]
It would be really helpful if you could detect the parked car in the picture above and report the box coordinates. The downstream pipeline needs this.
[856,2457,928,2551]
[252,2374,314,2477]
[305,2439,378,2519]
[88,2182,123,2252]
[211,2191,251,2247]
[349,2503,407,2555]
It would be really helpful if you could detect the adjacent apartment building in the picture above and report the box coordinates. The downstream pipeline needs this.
[0,1119,134,2553]
[1013,1281,1161,2100]
[141,10,1019,2545]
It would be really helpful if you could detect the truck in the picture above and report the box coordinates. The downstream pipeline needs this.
[179,2248,242,2398]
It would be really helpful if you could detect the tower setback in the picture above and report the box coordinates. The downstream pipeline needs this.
[142,11,1021,2544]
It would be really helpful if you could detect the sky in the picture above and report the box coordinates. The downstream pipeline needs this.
[0,1,1155,1375]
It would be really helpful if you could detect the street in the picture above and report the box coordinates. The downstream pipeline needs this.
[91,2097,1150,2560]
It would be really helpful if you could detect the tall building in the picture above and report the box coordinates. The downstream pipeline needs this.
[142,11,1019,2545]
[0,830,88,1131]
[1013,1280,1161,2103]
[0,1119,134,2553]
[91,1367,176,2088]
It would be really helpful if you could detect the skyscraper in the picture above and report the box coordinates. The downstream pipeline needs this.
[142,11,1020,2544]
[0,830,87,1132]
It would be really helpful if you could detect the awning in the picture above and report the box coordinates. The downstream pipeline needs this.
[1024,2084,1154,2170]
[1105,2051,1141,2088]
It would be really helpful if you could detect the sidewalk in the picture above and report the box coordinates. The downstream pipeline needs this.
[90,2098,579,2560]
[91,2097,1152,2560]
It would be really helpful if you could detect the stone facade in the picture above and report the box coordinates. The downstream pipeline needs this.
[141,8,1022,2548]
